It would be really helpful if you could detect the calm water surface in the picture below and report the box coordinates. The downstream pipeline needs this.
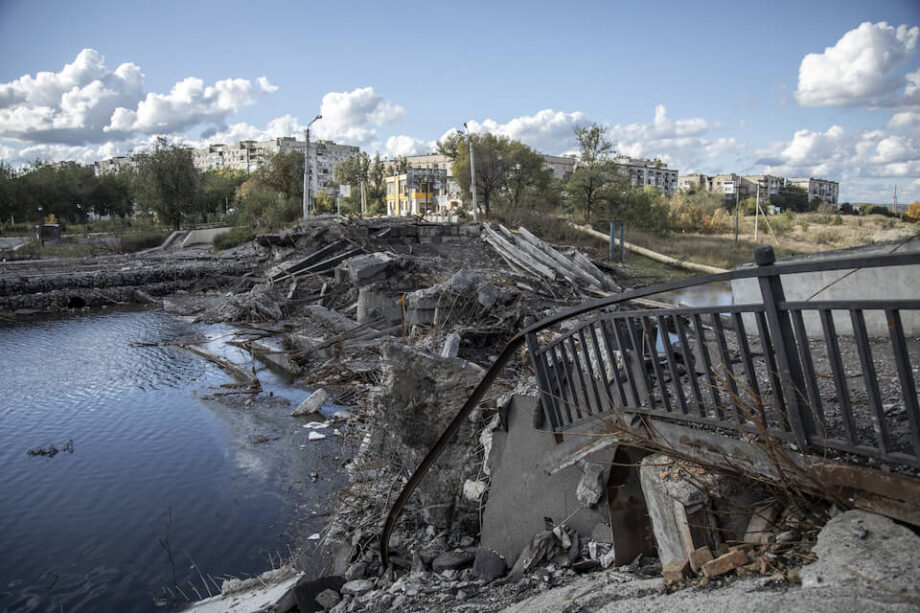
[0,309,325,612]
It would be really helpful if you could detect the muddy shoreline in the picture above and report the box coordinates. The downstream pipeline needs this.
[5,218,917,612]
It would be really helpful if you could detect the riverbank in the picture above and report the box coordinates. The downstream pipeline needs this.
[5,217,916,612]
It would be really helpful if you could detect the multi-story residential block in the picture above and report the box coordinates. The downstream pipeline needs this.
[385,167,450,217]
[190,137,359,196]
[787,177,839,205]
[708,174,759,199]
[93,156,135,176]
[405,153,463,210]
[678,173,711,192]
[611,156,679,196]
[742,175,784,201]
[541,154,576,181]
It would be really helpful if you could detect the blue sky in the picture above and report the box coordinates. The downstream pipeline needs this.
[0,0,918,202]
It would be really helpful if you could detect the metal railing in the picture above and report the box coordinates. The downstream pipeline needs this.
[381,245,920,565]
[527,246,920,468]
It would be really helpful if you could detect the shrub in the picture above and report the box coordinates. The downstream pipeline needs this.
[813,229,839,245]
[118,230,168,253]
[904,202,920,223]
[859,204,894,217]
[213,227,255,251]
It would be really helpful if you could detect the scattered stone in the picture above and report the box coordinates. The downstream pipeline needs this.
[332,410,351,421]
[432,550,476,572]
[575,462,605,507]
[472,549,507,582]
[463,479,486,501]
[308,431,326,441]
[340,578,374,596]
[293,388,329,416]
[701,549,749,578]
[344,562,367,581]
[440,331,462,358]
[315,588,341,610]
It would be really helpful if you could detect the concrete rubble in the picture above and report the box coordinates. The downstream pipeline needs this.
[6,216,918,612]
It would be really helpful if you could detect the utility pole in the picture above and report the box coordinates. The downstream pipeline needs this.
[464,123,478,221]
[754,184,760,242]
[302,114,322,219]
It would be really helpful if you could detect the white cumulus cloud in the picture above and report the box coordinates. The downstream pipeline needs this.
[0,48,276,147]
[795,21,920,108]
[461,109,585,154]
[385,135,432,157]
[755,124,920,180]
[312,87,404,147]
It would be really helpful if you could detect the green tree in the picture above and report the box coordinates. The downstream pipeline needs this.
[334,152,371,214]
[251,150,304,201]
[16,161,95,223]
[197,169,245,222]
[0,162,24,226]
[503,140,553,210]
[135,139,200,230]
[87,168,134,218]
[565,124,618,221]
[770,185,809,213]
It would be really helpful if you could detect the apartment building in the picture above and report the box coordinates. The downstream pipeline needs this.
[93,156,135,176]
[787,177,839,205]
[742,175,784,201]
[678,173,711,192]
[611,156,679,196]
[385,167,450,216]
[541,154,576,181]
[709,174,759,198]
[190,137,359,196]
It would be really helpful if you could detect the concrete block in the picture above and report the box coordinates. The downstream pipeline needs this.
[701,549,749,578]
[663,559,691,583]
[688,546,713,573]
[293,388,329,416]
[440,332,462,358]
[743,501,781,545]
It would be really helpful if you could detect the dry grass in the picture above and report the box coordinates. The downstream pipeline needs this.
[625,213,919,270]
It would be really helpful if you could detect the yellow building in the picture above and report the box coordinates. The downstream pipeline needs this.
[385,167,449,216]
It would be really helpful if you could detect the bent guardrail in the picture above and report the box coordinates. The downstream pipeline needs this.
[380,246,920,566]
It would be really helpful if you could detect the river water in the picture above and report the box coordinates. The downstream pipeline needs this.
[0,309,342,612]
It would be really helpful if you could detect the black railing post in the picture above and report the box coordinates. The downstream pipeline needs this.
[754,246,815,449]
[525,331,564,443]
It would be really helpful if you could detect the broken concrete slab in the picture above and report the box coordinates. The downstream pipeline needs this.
[440,331,461,358]
[368,341,485,530]
[293,388,330,416]
[186,567,302,612]
[337,252,402,285]
[801,509,920,603]
[481,395,611,565]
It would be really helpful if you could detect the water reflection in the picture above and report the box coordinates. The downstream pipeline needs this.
[0,310,329,612]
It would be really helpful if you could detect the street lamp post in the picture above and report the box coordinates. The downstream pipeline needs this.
[302,114,322,218]
[463,123,478,221]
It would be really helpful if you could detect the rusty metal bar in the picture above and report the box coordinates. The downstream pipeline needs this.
[731,311,762,411]
[674,314,704,415]
[657,314,689,415]
[818,309,857,445]
[886,309,920,456]
[850,309,890,453]
[789,309,827,441]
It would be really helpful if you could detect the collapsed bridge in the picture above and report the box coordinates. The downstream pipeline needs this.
[382,244,920,567]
